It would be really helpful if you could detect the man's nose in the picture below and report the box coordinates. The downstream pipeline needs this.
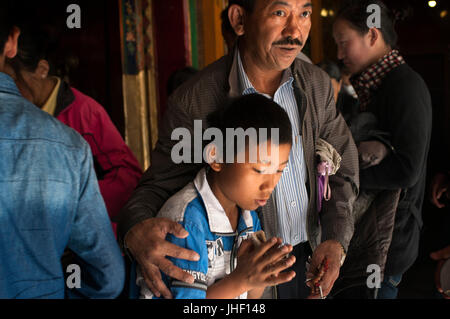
[282,14,302,42]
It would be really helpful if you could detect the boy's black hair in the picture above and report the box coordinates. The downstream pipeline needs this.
[207,93,293,162]
[317,60,342,82]
[0,1,16,53]
[336,0,398,49]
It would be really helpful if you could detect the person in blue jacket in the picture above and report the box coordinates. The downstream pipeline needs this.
[0,1,125,299]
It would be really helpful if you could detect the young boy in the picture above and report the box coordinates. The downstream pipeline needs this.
[135,94,296,299]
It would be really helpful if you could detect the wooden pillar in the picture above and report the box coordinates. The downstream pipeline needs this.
[198,0,227,68]
[119,0,159,170]
[311,0,324,64]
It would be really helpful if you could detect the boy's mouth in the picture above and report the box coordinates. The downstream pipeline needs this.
[255,199,268,207]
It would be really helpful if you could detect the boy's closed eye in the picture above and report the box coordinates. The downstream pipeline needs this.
[253,168,285,174]
[252,161,289,174]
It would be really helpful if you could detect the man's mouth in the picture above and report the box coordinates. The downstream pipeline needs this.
[275,46,301,55]
[279,46,298,51]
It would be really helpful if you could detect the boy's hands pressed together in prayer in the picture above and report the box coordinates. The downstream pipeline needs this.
[206,237,296,299]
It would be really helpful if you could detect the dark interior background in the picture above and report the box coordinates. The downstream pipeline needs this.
[15,0,450,298]
[18,0,125,136]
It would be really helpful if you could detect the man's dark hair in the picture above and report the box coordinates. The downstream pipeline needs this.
[228,0,256,13]
[220,8,237,46]
[0,1,16,53]
[317,60,342,82]
[9,26,50,73]
[221,1,256,45]
[208,93,293,161]
[336,0,398,49]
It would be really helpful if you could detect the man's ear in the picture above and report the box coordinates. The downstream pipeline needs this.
[228,4,246,36]
[4,27,20,59]
[35,60,50,79]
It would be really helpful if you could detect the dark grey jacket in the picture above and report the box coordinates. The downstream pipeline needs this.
[358,64,432,276]
[116,51,359,255]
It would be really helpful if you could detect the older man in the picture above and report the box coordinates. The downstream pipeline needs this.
[117,0,359,299]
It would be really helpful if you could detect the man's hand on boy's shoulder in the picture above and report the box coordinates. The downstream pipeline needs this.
[125,217,200,299]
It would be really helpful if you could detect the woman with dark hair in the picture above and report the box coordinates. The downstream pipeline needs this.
[332,0,432,299]
[4,26,143,236]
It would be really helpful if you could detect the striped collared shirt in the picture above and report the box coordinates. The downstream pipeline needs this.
[235,51,309,245]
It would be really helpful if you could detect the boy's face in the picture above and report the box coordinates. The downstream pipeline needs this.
[212,141,291,211]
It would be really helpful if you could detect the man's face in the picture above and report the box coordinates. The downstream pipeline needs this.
[214,141,291,211]
[333,18,372,75]
[242,0,312,71]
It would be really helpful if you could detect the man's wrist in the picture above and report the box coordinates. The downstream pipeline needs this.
[327,239,346,266]
[122,229,136,261]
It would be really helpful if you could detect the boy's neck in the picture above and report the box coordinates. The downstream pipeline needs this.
[206,171,240,232]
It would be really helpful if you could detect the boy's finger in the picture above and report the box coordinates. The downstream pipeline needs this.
[266,270,296,286]
[237,239,253,257]
[261,245,294,268]
[266,255,296,275]
[252,237,281,260]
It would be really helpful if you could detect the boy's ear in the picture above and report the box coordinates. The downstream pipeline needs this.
[4,27,20,59]
[209,161,223,173]
[205,143,223,172]
[228,4,246,36]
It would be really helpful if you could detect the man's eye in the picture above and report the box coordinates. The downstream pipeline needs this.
[273,10,286,17]
[253,168,264,174]
[301,11,312,18]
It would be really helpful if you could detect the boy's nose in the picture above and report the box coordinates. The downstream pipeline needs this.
[260,174,278,193]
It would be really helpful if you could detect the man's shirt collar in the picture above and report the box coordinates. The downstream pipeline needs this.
[228,47,294,99]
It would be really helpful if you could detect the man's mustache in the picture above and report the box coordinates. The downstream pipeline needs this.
[273,37,303,46]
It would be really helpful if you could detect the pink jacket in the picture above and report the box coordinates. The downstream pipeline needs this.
[55,82,143,235]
